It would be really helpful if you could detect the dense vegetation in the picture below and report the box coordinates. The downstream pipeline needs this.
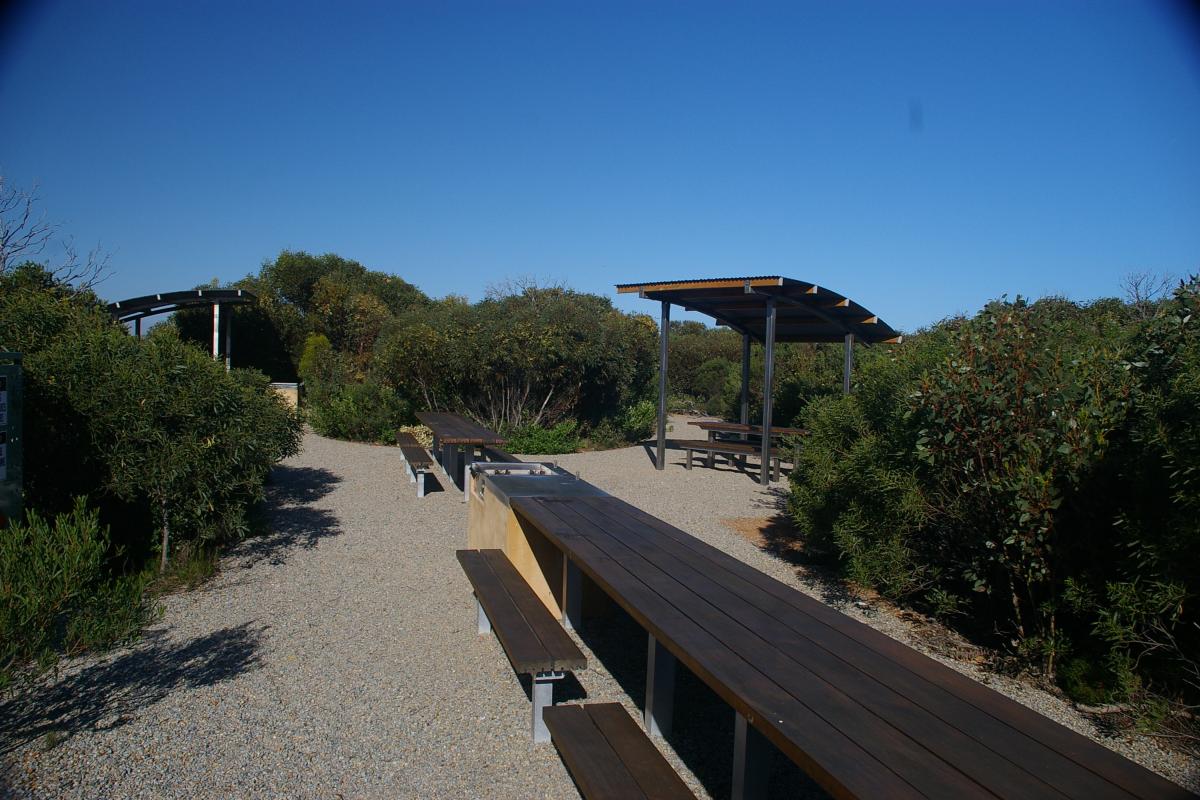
[176,254,660,450]
[787,282,1200,728]
[0,263,303,689]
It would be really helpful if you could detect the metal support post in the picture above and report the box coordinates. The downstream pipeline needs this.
[732,711,771,800]
[212,303,221,360]
[656,300,670,470]
[740,333,751,428]
[561,556,582,630]
[442,443,457,480]
[134,318,142,338]
[225,310,233,371]
[760,299,776,486]
[532,671,565,743]
[416,471,425,498]
[645,633,675,737]
[843,332,854,395]
[461,447,475,502]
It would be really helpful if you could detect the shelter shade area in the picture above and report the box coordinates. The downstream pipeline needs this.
[616,277,902,486]
[108,289,256,370]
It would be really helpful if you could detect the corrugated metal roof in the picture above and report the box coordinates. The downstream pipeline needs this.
[615,276,901,344]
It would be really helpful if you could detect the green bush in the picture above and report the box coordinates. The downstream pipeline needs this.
[621,399,657,442]
[0,499,150,691]
[506,420,581,454]
[307,379,413,443]
[0,268,304,569]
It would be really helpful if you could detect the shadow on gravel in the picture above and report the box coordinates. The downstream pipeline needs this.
[0,623,266,754]
[234,465,344,567]
[265,465,341,505]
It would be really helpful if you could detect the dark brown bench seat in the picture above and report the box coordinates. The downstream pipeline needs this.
[543,703,696,800]
[456,549,586,742]
[480,445,519,463]
[395,431,433,497]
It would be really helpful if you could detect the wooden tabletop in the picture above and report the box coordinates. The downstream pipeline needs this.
[687,420,807,437]
[510,494,1191,800]
[415,412,507,445]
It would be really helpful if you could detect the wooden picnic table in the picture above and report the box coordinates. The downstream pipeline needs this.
[510,494,1191,800]
[687,420,807,439]
[415,412,507,497]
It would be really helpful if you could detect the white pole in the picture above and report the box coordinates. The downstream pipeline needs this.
[212,304,220,360]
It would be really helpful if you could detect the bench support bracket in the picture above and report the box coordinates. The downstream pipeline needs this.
[645,634,675,737]
[461,447,475,502]
[532,671,564,743]
[733,712,770,800]
[561,557,582,631]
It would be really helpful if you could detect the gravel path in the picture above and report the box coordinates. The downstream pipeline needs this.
[3,418,1197,798]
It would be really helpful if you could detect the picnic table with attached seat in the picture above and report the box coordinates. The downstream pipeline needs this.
[670,421,805,482]
[415,412,508,500]
[510,494,1194,800]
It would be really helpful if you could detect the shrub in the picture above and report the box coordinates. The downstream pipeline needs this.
[621,399,657,442]
[0,268,304,569]
[506,420,580,454]
[307,379,413,443]
[0,499,150,690]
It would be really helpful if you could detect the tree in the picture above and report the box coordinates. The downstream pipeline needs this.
[0,175,109,288]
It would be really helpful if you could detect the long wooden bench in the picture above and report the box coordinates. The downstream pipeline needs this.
[543,703,696,800]
[395,431,433,497]
[456,549,586,742]
[512,494,1194,800]
[664,438,787,482]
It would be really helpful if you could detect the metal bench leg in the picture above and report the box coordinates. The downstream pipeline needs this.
[441,443,456,478]
[462,448,475,502]
[407,463,415,484]
[732,711,770,800]
[532,671,564,743]
[416,471,426,499]
[707,449,714,468]
[645,634,675,737]
[686,449,693,470]
[561,557,582,630]
[476,597,491,635]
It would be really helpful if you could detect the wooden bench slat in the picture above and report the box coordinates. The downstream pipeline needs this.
[576,498,1099,800]
[480,550,586,673]
[457,550,555,674]
[512,500,928,800]
[543,705,652,800]
[536,499,994,799]
[584,703,696,800]
[594,497,1187,800]
[663,439,786,458]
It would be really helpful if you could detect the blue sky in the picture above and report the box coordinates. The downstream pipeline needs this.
[2,0,1197,332]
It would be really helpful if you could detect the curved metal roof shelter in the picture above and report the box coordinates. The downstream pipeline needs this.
[615,276,901,344]
[107,288,256,370]
[107,288,256,323]
[617,276,902,485]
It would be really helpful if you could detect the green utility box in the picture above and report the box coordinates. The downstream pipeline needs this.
[0,353,23,526]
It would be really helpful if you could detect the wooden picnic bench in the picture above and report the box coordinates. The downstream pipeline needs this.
[416,412,508,501]
[395,431,433,498]
[456,548,586,742]
[543,702,697,800]
[663,439,788,482]
[511,494,1193,800]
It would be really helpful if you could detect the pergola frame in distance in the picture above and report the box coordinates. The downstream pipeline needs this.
[616,276,902,485]
[107,289,256,370]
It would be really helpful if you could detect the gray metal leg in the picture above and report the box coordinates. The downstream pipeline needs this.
[416,471,425,498]
[732,711,770,800]
[707,449,714,468]
[477,597,491,635]
[561,557,582,630]
[407,462,415,484]
[442,443,456,478]
[532,671,564,743]
[686,449,693,470]
[431,434,440,468]
[645,634,675,737]
[462,448,475,502]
